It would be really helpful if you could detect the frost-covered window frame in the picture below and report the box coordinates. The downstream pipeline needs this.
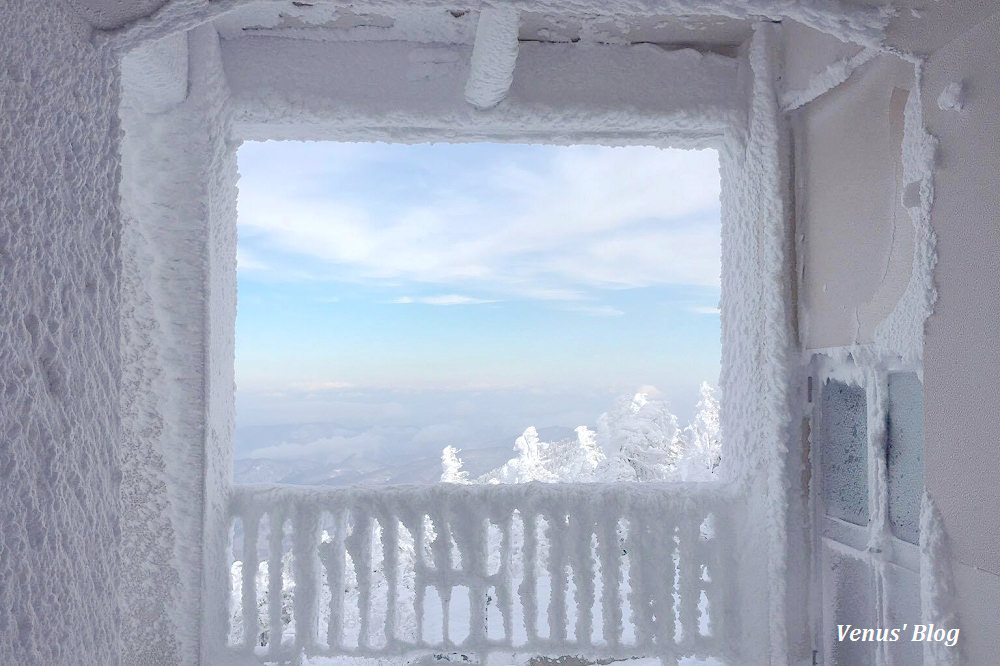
[808,354,924,664]
[116,16,798,665]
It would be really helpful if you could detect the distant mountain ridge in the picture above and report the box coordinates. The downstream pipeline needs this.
[234,425,575,486]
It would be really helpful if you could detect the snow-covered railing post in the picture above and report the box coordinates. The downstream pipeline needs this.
[221,483,736,664]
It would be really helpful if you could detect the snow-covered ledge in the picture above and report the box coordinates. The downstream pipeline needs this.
[114,13,800,666]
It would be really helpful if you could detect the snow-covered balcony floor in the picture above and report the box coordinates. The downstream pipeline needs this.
[219,483,735,665]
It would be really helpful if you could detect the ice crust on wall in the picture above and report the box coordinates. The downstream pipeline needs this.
[920,492,960,666]
[870,69,938,371]
[779,47,878,111]
[0,2,122,664]
[119,23,238,665]
[101,0,890,54]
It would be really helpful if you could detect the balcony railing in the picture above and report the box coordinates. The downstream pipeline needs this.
[221,482,735,665]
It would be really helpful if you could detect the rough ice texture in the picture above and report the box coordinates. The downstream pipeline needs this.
[222,483,736,665]
[464,6,520,109]
[819,381,869,526]
[871,65,938,372]
[919,492,960,666]
[119,23,237,665]
[0,2,122,664]
[779,46,878,111]
[223,38,739,146]
[100,0,889,54]
[715,24,799,665]
[936,80,965,111]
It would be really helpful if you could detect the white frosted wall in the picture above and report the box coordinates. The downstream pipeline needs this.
[921,10,1000,664]
[0,2,122,664]
[119,23,236,665]
[789,8,1000,664]
[794,51,916,350]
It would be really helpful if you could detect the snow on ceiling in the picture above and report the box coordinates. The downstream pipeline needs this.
[68,0,170,30]
[211,2,752,50]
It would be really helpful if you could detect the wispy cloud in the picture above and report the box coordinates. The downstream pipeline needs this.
[236,247,270,272]
[393,294,497,306]
[689,305,721,315]
[566,304,625,317]
[237,144,721,301]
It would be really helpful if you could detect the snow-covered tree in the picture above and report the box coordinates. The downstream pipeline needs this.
[440,445,469,483]
[486,427,558,484]
[674,382,722,481]
[596,392,682,482]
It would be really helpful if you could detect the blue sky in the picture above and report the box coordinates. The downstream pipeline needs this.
[235,141,721,458]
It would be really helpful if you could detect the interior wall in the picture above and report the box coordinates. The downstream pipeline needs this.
[791,41,916,351]
[0,2,123,664]
[921,10,1000,665]
[789,7,1000,664]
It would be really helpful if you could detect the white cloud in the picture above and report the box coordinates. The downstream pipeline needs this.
[236,247,270,272]
[566,304,625,317]
[237,144,721,299]
[393,294,496,305]
[689,305,721,315]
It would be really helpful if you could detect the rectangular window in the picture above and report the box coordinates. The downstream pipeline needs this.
[234,141,723,486]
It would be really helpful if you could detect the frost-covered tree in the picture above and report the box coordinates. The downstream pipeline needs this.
[596,392,681,482]
[440,445,469,483]
[487,426,558,484]
[441,384,721,485]
[674,382,722,481]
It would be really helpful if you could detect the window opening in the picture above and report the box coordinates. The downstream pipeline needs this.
[233,141,723,487]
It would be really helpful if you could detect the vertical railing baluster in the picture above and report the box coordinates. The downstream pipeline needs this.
[678,513,700,653]
[548,508,567,645]
[519,512,537,644]
[499,514,514,643]
[650,512,675,654]
[628,508,653,650]
[467,508,488,648]
[572,508,595,649]
[347,509,373,652]
[383,513,399,647]
[600,511,622,649]
[267,511,285,657]
[241,510,260,653]
[293,504,319,655]
[414,514,426,645]
[322,510,347,651]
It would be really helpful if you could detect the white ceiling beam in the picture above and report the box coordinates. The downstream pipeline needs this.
[221,37,739,145]
[464,7,520,110]
[100,0,888,53]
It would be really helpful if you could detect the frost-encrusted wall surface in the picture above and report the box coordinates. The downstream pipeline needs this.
[119,23,236,665]
[0,2,122,664]
[717,24,797,664]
